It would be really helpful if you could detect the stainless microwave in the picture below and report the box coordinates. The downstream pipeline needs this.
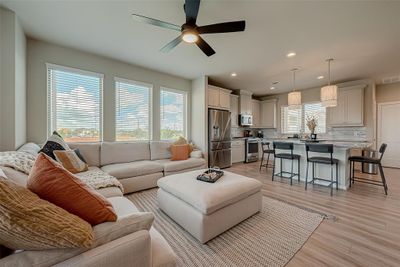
[239,114,253,126]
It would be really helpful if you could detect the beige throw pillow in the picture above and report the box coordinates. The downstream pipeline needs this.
[0,178,94,250]
[54,150,88,174]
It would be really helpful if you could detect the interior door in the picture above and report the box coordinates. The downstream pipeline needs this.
[378,102,400,168]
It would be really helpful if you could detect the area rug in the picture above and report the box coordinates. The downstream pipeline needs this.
[127,189,324,267]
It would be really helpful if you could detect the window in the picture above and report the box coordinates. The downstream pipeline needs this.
[160,88,187,140]
[281,102,326,134]
[47,64,103,142]
[115,78,152,141]
[281,106,302,134]
[303,102,326,134]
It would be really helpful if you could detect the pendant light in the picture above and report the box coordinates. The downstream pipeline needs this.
[288,68,301,109]
[321,58,338,107]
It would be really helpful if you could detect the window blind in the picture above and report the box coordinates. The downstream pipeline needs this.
[281,106,302,134]
[160,88,186,140]
[115,78,152,141]
[47,64,103,142]
[304,102,326,133]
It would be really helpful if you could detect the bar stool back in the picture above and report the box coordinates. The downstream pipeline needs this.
[272,142,301,185]
[259,142,274,171]
[348,143,388,195]
[305,144,339,196]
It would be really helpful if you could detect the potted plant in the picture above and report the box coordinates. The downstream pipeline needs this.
[306,115,318,140]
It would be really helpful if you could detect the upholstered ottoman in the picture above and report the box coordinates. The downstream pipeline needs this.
[157,169,263,243]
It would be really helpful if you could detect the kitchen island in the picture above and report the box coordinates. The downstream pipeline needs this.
[264,139,372,190]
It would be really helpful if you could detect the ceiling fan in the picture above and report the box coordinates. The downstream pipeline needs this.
[131,0,246,57]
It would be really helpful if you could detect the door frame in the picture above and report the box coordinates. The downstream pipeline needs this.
[377,101,400,168]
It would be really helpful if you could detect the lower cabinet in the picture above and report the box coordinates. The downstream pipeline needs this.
[231,140,245,163]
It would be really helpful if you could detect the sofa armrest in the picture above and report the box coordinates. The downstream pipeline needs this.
[54,230,151,267]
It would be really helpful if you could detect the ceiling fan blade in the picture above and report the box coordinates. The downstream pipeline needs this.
[131,14,181,31]
[198,21,246,34]
[160,35,183,53]
[196,36,215,57]
[184,0,200,24]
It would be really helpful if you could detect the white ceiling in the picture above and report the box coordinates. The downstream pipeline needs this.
[2,0,400,96]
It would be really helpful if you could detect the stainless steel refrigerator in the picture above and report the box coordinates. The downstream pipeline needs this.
[208,109,232,169]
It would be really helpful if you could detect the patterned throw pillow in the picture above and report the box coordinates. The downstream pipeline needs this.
[39,131,70,160]
[27,153,117,225]
[0,178,94,250]
[54,150,88,174]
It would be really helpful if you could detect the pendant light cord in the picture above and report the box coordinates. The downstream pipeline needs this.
[327,58,333,86]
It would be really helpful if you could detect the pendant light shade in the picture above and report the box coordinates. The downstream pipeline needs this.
[288,68,301,109]
[321,59,338,107]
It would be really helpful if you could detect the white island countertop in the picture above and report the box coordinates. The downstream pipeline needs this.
[262,138,373,149]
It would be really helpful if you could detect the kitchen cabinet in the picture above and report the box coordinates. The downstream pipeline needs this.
[231,140,245,163]
[208,85,232,110]
[251,100,260,127]
[327,85,365,127]
[230,95,239,127]
[260,99,277,128]
[239,90,253,115]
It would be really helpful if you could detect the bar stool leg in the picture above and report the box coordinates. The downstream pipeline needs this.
[352,161,355,184]
[336,163,339,190]
[349,160,352,188]
[290,159,293,186]
[378,163,388,195]
[280,158,283,176]
[272,157,276,181]
[312,162,315,184]
[298,158,300,182]
[330,164,333,196]
[266,153,271,170]
[305,161,309,190]
[259,151,264,171]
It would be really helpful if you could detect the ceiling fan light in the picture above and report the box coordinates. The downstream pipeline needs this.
[288,91,302,109]
[182,32,198,43]
[321,85,338,107]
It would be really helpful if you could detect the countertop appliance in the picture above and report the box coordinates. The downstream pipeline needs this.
[239,114,253,126]
[245,138,259,163]
[257,131,264,138]
[208,109,232,169]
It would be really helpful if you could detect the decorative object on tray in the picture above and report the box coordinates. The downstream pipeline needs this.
[306,115,318,140]
[197,168,224,183]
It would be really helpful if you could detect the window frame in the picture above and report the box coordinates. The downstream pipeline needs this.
[114,77,153,141]
[159,86,188,141]
[281,101,327,134]
[46,63,104,141]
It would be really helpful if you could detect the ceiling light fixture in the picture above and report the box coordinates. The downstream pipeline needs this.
[182,31,199,43]
[231,72,237,77]
[317,75,324,80]
[270,86,275,90]
[287,52,296,58]
[320,58,338,107]
[288,68,301,109]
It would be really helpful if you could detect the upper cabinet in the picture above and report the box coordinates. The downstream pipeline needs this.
[230,94,239,127]
[208,85,232,110]
[239,90,253,115]
[260,99,277,128]
[327,85,365,127]
[251,100,260,127]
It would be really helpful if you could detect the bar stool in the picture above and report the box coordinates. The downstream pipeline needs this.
[259,141,274,171]
[305,144,339,196]
[272,142,301,185]
[348,143,388,195]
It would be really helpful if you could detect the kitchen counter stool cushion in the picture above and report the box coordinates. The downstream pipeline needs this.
[27,153,117,225]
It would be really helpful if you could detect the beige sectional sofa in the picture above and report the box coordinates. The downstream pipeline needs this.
[68,141,206,195]
[0,141,206,266]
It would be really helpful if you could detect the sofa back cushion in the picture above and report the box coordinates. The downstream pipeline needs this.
[68,142,101,167]
[101,142,150,166]
[0,166,28,186]
[150,141,172,160]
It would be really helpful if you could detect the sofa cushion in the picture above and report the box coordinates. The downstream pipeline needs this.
[150,141,172,160]
[54,150,88,174]
[101,142,150,166]
[0,167,28,186]
[107,196,140,218]
[170,144,191,161]
[155,158,206,173]
[27,153,117,225]
[101,161,163,179]
[68,142,101,167]
[0,177,93,250]
[157,169,263,215]
[17,143,41,156]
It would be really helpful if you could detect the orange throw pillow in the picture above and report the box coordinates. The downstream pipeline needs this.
[170,144,191,161]
[27,153,117,225]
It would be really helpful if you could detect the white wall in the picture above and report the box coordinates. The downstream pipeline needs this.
[27,39,192,143]
[191,76,208,157]
[0,8,26,151]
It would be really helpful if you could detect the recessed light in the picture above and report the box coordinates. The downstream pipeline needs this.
[317,75,324,80]
[230,72,237,77]
[270,86,275,90]
[286,52,296,58]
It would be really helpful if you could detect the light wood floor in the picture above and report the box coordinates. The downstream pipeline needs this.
[227,162,400,267]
